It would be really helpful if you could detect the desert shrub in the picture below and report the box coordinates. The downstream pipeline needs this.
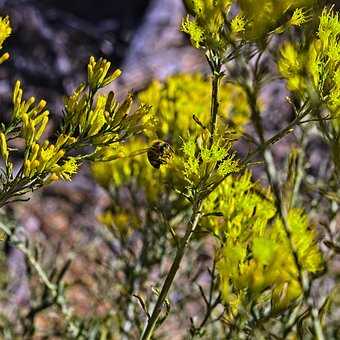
[0,1,339,339]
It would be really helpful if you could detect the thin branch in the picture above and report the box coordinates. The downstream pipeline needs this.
[140,201,202,340]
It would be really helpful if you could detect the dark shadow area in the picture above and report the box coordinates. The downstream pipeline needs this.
[0,0,150,112]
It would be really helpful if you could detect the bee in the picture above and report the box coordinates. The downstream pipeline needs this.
[147,140,174,169]
[113,140,174,169]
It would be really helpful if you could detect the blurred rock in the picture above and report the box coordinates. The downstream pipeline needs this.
[118,0,206,93]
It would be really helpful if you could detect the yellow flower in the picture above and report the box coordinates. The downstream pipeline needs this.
[203,173,323,317]
[0,16,11,49]
[290,8,308,26]
[231,14,246,33]
[0,132,9,163]
[58,158,78,181]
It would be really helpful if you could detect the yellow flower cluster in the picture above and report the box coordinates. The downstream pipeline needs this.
[202,172,323,316]
[12,81,49,144]
[181,0,232,54]
[0,20,150,206]
[237,0,315,40]
[92,73,249,198]
[289,8,309,27]
[7,58,148,184]
[181,1,316,50]
[139,73,249,142]
[278,7,340,173]
[230,14,246,34]
[92,73,250,235]
[10,77,82,182]
[0,16,10,66]
[278,8,340,112]
[179,134,239,200]
[0,16,11,49]
[0,132,9,164]
[87,56,122,90]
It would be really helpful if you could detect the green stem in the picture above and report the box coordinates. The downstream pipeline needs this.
[140,201,202,340]
[311,307,325,340]
[206,49,222,148]
[141,51,223,340]
[209,71,221,148]
[0,219,80,337]
[246,82,325,339]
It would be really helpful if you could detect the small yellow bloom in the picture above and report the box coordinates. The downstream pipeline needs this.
[0,52,9,64]
[0,132,9,162]
[62,158,78,174]
[0,16,11,49]
[231,14,246,33]
[290,8,308,26]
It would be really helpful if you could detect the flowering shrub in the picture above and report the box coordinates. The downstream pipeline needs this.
[0,17,151,209]
[0,1,339,339]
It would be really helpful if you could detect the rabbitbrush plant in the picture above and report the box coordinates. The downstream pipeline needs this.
[93,1,339,339]
[0,14,152,338]
[1,1,340,339]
